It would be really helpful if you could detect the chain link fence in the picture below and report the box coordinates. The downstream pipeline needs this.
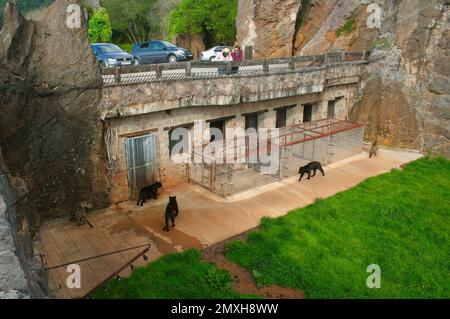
[188,119,364,197]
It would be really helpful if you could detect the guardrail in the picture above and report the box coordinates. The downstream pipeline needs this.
[101,50,370,86]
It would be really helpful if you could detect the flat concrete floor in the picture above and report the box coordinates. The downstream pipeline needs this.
[34,148,422,298]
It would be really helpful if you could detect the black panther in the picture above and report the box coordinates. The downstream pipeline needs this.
[136,181,162,206]
[163,196,179,232]
[299,161,325,181]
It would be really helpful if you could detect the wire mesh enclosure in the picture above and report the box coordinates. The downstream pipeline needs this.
[187,119,364,197]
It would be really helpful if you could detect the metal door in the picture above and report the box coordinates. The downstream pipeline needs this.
[125,134,158,199]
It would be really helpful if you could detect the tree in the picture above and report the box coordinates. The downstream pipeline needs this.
[88,7,112,43]
[102,0,159,44]
[167,0,237,47]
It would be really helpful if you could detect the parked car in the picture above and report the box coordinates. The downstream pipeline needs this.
[131,41,193,64]
[200,46,233,62]
[91,43,135,68]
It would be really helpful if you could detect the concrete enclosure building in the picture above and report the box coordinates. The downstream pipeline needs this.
[100,53,367,202]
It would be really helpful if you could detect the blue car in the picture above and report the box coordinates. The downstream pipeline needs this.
[131,40,194,64]
[91,43,135,68]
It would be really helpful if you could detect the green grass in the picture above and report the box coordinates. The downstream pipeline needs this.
[93,249,258,299]
[226,157,450,298]
[336,18,355,37]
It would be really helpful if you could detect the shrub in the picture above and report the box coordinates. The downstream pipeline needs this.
[88,7,112,43]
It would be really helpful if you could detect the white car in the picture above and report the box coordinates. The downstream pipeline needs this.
[200,46,233,62]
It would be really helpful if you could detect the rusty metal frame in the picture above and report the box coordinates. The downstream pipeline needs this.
[284,120,364,147]
[82,244,151,298]
[44,243,151,271]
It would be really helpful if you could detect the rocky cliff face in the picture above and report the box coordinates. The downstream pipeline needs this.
[0,0,109,235]
[173,33,205,60]
[351,0,449,157]
[236,0,301,58]
[237,0,450,157]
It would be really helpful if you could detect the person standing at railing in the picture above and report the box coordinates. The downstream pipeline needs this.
[231,45,243,74]
[215,48,233,75]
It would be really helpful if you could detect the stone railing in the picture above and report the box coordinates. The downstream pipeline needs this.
[101,50,370,87]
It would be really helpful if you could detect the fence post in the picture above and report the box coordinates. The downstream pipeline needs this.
[226,61,232,75]
[341,51,346,62]
[263,59,269,73]
[244,45,253,60]
[289,56,295,70]
[156,64,162,79]
[186,61,192,76]
[114,67,121,84]
[363,50,370,60]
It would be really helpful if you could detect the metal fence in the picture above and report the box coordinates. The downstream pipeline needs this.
[101,50,370,87]
[187,119,364,197]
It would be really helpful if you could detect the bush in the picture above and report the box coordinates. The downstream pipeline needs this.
[167,0,238,46]
[336,18,355,37]
[88,8,112,43]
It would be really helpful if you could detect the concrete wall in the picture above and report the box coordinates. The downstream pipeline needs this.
[101,62,365,202]
[100,62,365,119]
[107,86,359,202]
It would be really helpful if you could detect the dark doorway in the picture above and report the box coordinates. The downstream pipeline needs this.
[245,113,259,131]
[276,109,287,128]
[303,104,313,123]
[209,119,226,142]
[327,100,336,118]
[168,125,192,155]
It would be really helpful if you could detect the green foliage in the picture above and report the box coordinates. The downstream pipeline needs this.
[205,266,233,291]
[88,8,112,43]
[167,0,237,46]
[295,0,312,31]
[102,0,159,43]
[336,17,355,37]
[93,249,258,299]
[119,43,133,53]
[226,157,450,298]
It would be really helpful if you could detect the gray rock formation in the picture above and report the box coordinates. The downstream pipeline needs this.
[351,0,450,157]
[173,33,206,60]
[87,0,102,8]
[0,176,30,299]
[0,0,109,235]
